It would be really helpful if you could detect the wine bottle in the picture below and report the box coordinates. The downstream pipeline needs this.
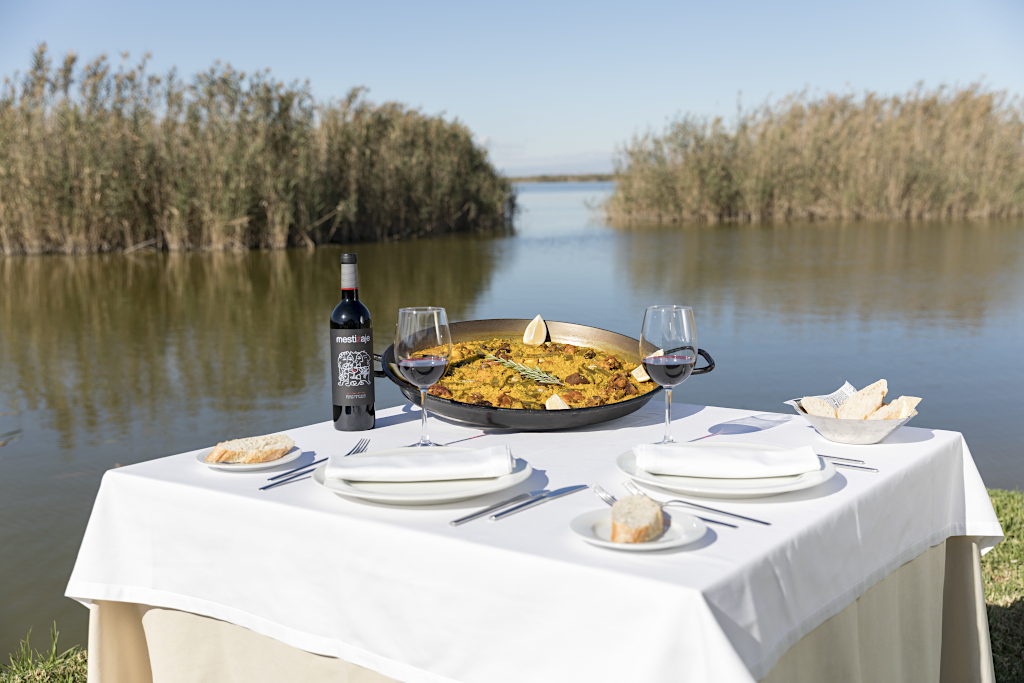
[330,253,375,431]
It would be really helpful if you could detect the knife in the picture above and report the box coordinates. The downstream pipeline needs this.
[489,484,588,521]
[449,491,544,526]
[827,461,879,473]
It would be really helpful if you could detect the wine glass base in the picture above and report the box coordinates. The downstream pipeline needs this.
[654,437,677,445]
[406,440,443,447]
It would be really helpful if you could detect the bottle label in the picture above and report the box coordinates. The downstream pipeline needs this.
[331,328,375,406]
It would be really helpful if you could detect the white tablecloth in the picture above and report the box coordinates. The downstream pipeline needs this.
[66,402,1002,683]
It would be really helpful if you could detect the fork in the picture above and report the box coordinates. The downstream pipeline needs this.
[591,484,737,529]
[260,438,370,491]
[621,480,770,526]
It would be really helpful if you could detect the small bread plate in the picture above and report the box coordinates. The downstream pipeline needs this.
[196,446,303,472]
[616,442,836,499]
[570,509,707,552]
[312,447,534,506]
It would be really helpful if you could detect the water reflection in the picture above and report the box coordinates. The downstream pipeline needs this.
[617,221,1024,323]
[0,402,21,447]
[0,236,503,450]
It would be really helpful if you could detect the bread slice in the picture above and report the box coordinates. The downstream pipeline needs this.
[837,379,887,420]
[206,434,295,464]
[894,396,921,419]
[611,495,664,543]
[868,395,921,420]
[867,402,900,421]
[800,396,836,418]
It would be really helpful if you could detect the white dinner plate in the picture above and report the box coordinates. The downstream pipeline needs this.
[196,446,303,472]
[569,509,707,551]
[616,442,836,499]
[312,447,534,505]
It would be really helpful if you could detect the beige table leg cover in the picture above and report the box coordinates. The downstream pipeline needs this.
[86,538,994,683]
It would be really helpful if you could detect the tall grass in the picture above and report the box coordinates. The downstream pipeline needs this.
[608,85,1024,223]
[0,45,515,255]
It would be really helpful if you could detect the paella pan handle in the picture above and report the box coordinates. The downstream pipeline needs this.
[373,353,387,379]
[692,348,715,375]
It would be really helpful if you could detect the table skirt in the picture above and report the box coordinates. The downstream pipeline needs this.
[85,537,994,683]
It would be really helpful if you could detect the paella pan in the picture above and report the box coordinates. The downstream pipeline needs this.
[377,319,714,430]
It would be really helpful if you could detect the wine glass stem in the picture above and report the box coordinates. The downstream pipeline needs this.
[419,388,431,445]
[663,388,675,443]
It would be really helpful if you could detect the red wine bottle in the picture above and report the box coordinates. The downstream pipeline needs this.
[331,253,375,431]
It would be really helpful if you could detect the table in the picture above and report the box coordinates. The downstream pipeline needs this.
[66,402,1003,683]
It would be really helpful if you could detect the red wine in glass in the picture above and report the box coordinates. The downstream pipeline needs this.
[640,306,697,444]
[642,353,695,387]
[395,307,451,447]
[398,357,448,387]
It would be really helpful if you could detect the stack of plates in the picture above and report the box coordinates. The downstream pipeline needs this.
[312,447,533,506]
[616,442,836,499]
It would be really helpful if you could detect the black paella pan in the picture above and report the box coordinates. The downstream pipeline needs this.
[376,318,714,431]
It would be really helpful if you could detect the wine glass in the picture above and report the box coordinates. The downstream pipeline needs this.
[640,305,697,444]
[395,307,452,447]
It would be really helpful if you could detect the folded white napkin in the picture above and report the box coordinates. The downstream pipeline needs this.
[633,444,820,479]
[325,445,514,482]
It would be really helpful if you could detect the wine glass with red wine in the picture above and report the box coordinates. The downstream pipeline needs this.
[395,307,452,447]
[640,305,697,444]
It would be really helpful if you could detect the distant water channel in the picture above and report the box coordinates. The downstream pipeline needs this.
[1,181,1023,654]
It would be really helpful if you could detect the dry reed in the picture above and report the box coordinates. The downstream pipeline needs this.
[0,45,515,255]
[608,85,1024,223]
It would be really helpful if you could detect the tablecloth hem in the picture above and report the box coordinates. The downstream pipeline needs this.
[745,524,992,680]
[65,581,462,683]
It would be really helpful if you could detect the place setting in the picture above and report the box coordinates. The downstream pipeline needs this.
[566,306,777,552]
[614,305,834,502]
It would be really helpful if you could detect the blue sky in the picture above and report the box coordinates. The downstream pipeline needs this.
[2,0,1022,175]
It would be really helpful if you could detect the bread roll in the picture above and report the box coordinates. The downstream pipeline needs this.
[611,495,664,543]
[206,434,295,464]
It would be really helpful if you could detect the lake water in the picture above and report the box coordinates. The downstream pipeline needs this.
[1,181,1023,655]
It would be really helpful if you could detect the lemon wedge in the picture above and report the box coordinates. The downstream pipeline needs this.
[523,314,547,346]
[545,394,570,410]
[632,348,662,382]
[631,365,651,383]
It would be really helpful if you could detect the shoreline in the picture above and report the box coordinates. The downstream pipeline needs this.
[510,174,614,183]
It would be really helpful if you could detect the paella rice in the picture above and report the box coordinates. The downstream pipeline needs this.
[417,339,656,409]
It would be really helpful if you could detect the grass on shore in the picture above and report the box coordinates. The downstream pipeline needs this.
[608,85,1024,224]
[5,488,1023,682]
[0,45,514,255]
[982,489,1024,681]
[1,626,85,683]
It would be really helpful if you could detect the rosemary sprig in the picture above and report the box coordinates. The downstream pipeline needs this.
[482,352,564,385]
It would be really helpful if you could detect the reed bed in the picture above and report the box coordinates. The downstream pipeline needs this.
[608,85,1024,223]
[0,45,514,255]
